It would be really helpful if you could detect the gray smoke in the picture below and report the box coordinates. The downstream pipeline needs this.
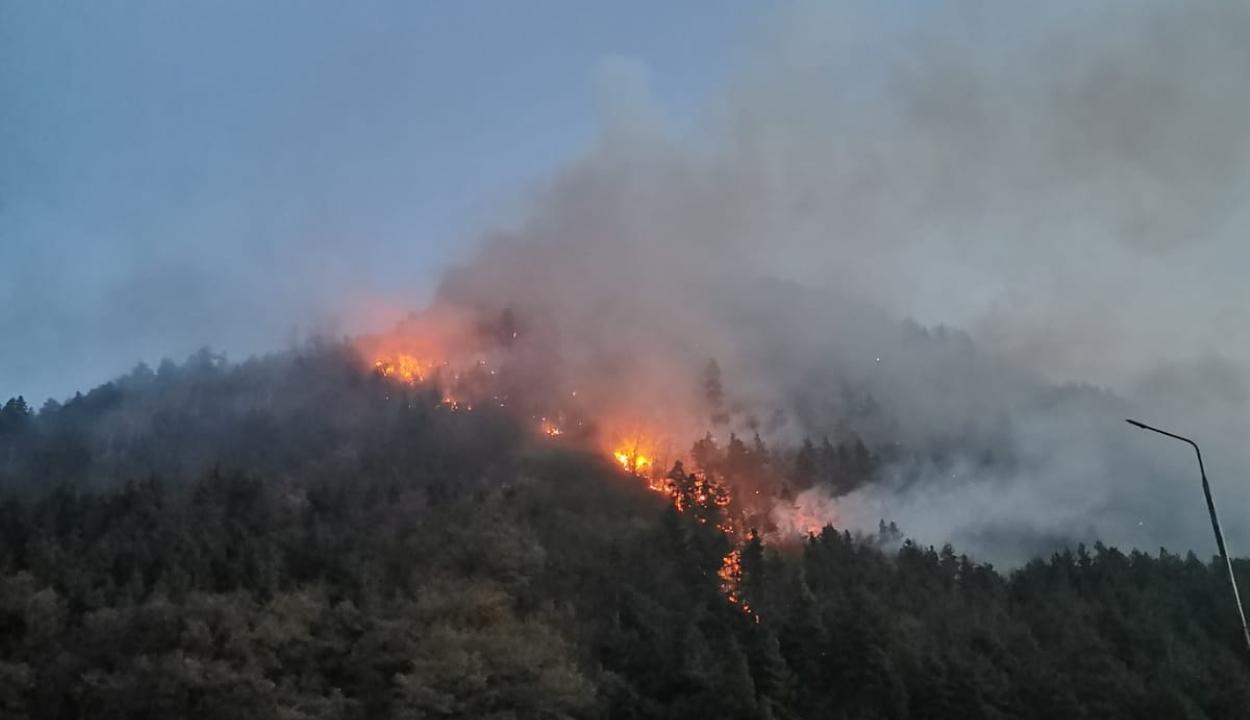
[437,1,1250,563]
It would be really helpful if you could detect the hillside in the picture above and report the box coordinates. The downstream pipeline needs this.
[0,344,1248,719]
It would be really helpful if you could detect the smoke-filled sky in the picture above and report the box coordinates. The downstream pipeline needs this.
[5,1,1250,561]
[0,0,762,402]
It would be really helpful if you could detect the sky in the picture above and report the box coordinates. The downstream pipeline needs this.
[5,1,1250,559]
[0,0,761,402]
[402,0,1250,559]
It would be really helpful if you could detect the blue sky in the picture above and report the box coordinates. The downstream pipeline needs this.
[7,1,1250,556]
[0,1,761,402]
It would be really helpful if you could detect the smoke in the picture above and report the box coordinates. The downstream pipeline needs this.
[8,1,1248,562]
[431,1,1250,561]
[771,487,841,540]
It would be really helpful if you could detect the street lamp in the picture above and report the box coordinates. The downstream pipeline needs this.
[1126,419,1250,654]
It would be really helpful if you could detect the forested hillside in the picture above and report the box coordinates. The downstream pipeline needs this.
[1,344,1248,719]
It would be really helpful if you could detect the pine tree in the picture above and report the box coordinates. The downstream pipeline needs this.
[703,359,729,426]
[792,438,817,489]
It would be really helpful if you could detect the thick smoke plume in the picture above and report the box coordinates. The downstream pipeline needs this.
[414,1,1250,564]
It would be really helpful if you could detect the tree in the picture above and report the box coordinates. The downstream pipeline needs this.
[393,582,593,720]
[792,438,817,490]
[0,397,32,476]
[703,359,729,426]
[691,433,720,475]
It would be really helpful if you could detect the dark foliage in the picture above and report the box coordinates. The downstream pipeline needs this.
[0,344,1247,719]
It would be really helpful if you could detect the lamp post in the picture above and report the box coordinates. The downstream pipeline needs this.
[1126,419,1250,654]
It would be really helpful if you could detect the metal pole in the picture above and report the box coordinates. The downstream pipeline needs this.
[1127,419,1250,655]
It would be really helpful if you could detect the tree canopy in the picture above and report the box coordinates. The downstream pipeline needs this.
[0,343,1247,719]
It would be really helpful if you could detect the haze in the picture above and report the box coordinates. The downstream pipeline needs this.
[4,1,1250,562]
[1,0,757,402]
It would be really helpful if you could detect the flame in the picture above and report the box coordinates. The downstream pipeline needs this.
[608,428,669,489]
[356,307,839,623]
[718,547,756,619]
[613,450,651,473]
[374,354,432,384]
[719,548,741,599]
[609,432,751,615]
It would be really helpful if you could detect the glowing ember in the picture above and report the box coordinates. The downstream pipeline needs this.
[719,548,741,599]
[613,450,652,473]
[374,354,432,384]
[358,310,841,625]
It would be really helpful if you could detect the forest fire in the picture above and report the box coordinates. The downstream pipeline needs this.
[719,548,742,601]
[613,449,652,475]
[606,435,755,613]
[607,431,676,493]
[357,310,841,619]
[374,355,431,385]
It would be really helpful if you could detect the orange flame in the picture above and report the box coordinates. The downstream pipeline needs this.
[719,548,741,599]
[613,450,651,473]
[356,310,837,623]
[374,354,432,384]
